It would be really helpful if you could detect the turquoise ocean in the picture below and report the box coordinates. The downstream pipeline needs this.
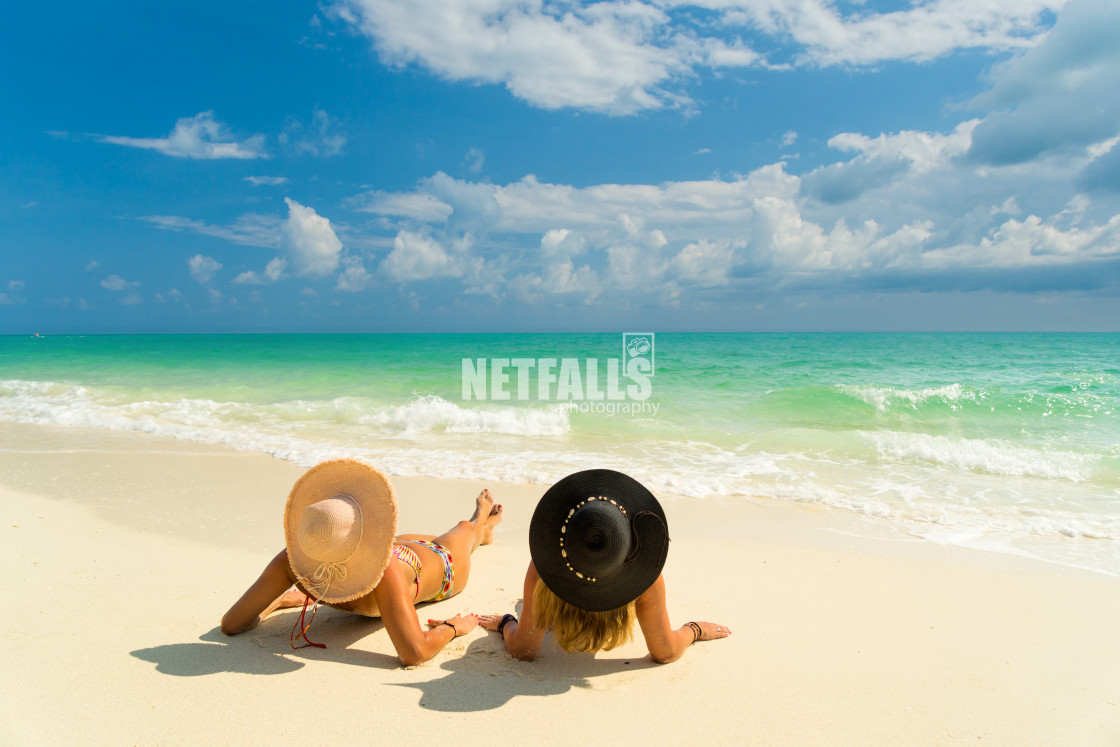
[1,333,1117,575]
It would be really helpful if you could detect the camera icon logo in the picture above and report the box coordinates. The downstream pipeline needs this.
[626,336,651,357]
[622,332,655,376]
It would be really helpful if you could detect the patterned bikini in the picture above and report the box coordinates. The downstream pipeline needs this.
[392,540,455,602]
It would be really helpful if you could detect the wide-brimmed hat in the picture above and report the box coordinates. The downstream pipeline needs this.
[283,459,398,604]
[529,469,669,612]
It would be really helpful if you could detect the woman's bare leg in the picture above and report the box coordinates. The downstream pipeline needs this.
[429,489,502,595]
[220,549,301,635]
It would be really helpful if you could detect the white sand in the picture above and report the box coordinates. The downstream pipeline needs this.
[1,423,1117,745]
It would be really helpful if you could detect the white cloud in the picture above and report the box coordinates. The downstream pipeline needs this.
[350,107,1120,303]
[379,231,464,281]
[188,254,222,284]
[141,214,282,248]
[7,280,24,291]
[968,0,1120,165]
[336,258,373,292]
[234,257,288,285]
[100,274,138,291]
[781,130,798,146]
[668,239,740,287]
[283,198,343,277]
[100,111,267,159]
[244,176,291,186]
[708,0,1063,66]
[510,260,600,300]
[540,228,588,259]
[335,0,712,114]
[464,147,485,173]
[923,211,1120,268]
[141,199,349,287]
[803,121,978,203]
[348,191,454,222]
[154,289,183,303]
[280,108,347,157]
[828,121,977,173]
[333,0,1061,114]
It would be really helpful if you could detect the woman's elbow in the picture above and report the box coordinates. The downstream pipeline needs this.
[220,613,244,636]
[510,646,537,662]
[397,644,430,667]
[398,652,424,667]
[650,649,681,665]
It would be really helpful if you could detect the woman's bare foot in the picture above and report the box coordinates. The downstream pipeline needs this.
[481,504,502,545]
[470,489,495,524]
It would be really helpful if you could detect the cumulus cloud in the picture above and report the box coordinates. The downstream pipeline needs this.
[332,0,1061,114]
[188,254,222,283]
[336,258,373,292]
[100,274,138,291]
[283,198,343,277]
[708,0,1063,67]
[968,0,1120,165]
[336,0,693,114]
[348,104,1120,303]
[803,121,978,203]
[143,199,346,287]
[379,231,464,281]
[99,112,267,159]
[233,257,287,285]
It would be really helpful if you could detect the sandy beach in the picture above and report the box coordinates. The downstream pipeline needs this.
[1,421,1117,745]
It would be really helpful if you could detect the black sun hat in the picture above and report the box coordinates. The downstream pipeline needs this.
[529,469,669,612]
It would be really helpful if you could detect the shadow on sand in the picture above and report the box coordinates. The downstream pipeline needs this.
[391,632,660,712]
[130,608,399,676]
[132,605,659,713]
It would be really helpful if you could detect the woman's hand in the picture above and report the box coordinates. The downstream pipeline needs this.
[688,620,732,643]
[426,613,479,637]
[478,613,508,632]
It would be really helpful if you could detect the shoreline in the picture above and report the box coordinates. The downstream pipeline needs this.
[2,422,1118,744]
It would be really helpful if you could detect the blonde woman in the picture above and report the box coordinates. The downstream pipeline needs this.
[480,469,729,663]
[221,459,501,666]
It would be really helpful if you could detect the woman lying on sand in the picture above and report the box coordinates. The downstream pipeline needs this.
[481,469,729,663]
[221,459,501,666]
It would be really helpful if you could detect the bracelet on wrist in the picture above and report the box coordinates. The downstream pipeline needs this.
[686,621,702,644]
[440,621,457,637]
[497,614,518,636]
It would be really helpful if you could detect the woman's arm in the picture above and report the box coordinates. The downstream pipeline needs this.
[480,561,547,661]
[375,563,478,666]
[220,549,298,635]
[635,574,731,664]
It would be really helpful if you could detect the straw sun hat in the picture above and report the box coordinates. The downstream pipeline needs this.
[529,469,669,612]
[284,459,399,604]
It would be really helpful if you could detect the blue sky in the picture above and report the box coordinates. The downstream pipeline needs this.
[3,0,1119,332]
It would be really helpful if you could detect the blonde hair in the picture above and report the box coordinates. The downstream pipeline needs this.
[532,578,635,653]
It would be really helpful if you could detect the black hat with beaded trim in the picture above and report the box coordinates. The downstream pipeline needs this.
[529,469,669,612]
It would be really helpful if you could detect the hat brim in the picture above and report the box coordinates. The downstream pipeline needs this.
[529,469,669,612]
[283,459,398,604]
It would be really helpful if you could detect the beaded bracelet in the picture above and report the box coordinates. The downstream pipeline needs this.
[439,621,457,637]
[686,621,702,644]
